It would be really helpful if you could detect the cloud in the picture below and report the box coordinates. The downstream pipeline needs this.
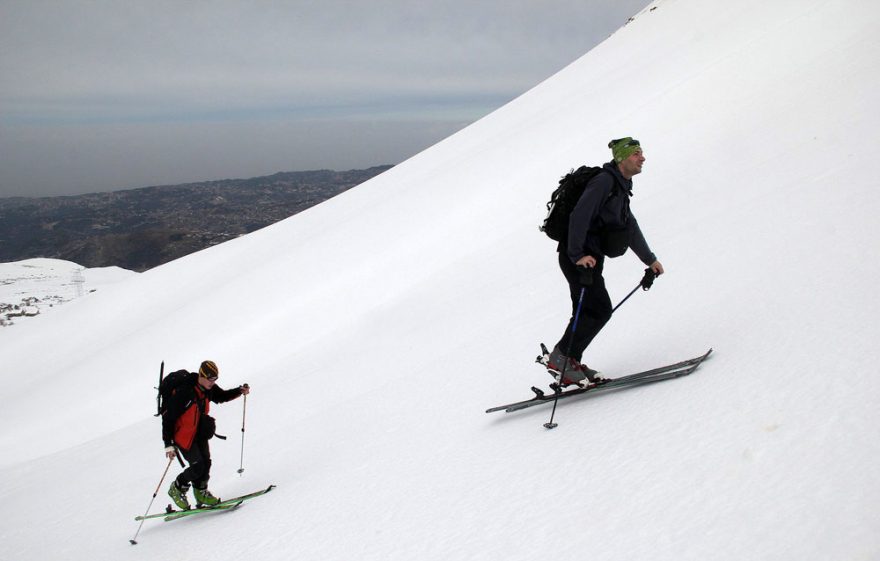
[0,0,650,195]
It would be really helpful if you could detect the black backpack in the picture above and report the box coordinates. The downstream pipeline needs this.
[540,166,606,242]
[155,364,192,416]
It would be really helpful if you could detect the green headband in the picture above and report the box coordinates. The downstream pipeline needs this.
[609,137,642,162]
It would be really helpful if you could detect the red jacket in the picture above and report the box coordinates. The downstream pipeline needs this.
[174,385,209,450]
[161,372,242,451]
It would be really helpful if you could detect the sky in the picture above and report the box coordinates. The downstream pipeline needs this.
[0,0,649,197]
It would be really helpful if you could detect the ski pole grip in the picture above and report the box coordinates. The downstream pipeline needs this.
[577,265,593,286]
[640,267,657,290]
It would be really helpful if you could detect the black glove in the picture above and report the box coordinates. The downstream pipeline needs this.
[640,267,657,290]
[577,265,594,286]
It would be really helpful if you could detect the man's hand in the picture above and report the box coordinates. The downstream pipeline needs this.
[576,255,597,268]
[240,383,250,396]
[650,260,664,275]
[165,446,176,460]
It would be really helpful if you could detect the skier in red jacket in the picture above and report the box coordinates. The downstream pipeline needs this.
[162,360,249,510]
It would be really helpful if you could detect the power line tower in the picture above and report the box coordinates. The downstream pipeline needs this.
[72,269,85,298]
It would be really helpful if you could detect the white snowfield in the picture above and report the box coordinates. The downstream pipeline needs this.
[0,258,135,326]
[1,1,878,559]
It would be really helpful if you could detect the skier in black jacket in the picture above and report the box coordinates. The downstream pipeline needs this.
[162,360,249,510]
[547,138,664,386]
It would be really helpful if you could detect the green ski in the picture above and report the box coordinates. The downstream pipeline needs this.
[135,484,276,522]
[162,500,244,521]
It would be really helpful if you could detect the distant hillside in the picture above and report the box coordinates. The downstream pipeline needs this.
[0,166,391,271]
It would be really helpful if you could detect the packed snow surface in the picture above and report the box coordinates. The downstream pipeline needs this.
[2,1,878,559]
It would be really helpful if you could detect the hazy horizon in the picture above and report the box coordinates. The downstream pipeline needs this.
[0,0,649,198]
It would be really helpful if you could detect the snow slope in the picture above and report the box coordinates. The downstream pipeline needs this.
[0,258,135,327]
[2,0,879,559]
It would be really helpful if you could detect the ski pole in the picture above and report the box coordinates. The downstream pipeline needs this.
[237,385,248,475]
[130,457,174,545]
[544,268,657,429]
[545,284,586,429]
[174,447,185,468]
[611,268,657,314]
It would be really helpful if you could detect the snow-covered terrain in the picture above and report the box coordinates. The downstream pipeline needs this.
[2,1,878,560]
[0,259,135,327]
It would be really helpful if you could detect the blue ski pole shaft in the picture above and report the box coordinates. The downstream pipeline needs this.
[612,268,657,314]
[611,284,641,314]
[545,284,586,429]
[543,268,655,429]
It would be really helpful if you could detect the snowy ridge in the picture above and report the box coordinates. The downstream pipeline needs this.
[2,1,879,560]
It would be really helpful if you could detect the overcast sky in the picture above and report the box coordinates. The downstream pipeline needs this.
[0,0,649,197]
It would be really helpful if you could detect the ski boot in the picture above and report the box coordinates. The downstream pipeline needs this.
[544,345,603,388]
[168,480,192,510]
[193,486,221,507]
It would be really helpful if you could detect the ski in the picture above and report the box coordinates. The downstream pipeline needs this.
[486,349,712,414]
[162,500,244,521]
[135,484,276,521]
[504,361,698,413]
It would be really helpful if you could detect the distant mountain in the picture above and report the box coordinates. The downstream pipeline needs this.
[0,166,392,271]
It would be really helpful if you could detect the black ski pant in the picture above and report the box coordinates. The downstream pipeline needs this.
[176,438,212,489]
[555,251,613,362]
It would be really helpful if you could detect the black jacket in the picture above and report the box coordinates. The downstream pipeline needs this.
[564,160,657,266]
